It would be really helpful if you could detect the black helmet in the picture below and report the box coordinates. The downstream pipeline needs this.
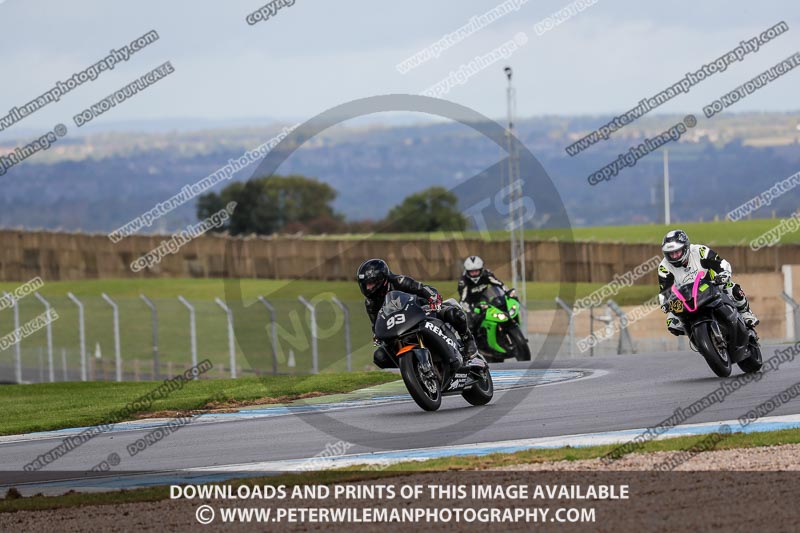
[662,229,690,267]
[356,258,390,298]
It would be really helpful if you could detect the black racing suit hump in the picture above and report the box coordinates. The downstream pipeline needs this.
[458,269,508,306]
[364,273,439,327]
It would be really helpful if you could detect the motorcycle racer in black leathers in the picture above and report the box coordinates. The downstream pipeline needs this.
[457,255,515,332]
[658,229,759,336]
[357,258,484,372]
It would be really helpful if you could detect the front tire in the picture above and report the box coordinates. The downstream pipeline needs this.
[399,352,442,411]
[501,326,531,361]
[462,370,494,406]
[738,338,763,374]
[694,323,732,377]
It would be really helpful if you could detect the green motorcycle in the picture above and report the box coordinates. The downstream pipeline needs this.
[470,285,531,362]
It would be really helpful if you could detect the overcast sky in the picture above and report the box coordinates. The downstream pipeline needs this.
[0,0,798,137]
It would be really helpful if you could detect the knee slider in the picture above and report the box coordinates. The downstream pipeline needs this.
[732,284,746,302]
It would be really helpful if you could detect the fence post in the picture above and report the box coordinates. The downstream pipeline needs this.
[298,296,319,374]
[139,294,160,380]
[588,305,593,357]
[101,293,123,382]
[66,292,87,382]
[3,292,22,383]
[780,292,800,341]
[33,293,55,382]
[61,347,68,381]
[177,296,198,378]
[331,296,352,371]
[257,297,279,375]
[214,297,237,379]
[38,346,44,383]
[607,300,634,354]
[589,304,613,357]
[554,297,574,357]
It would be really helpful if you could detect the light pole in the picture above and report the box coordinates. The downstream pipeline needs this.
[504,66,528,332]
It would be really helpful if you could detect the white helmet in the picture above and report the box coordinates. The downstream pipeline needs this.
[463,256,484,283]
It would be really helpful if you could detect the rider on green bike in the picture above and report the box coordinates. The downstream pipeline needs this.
[457,256,515,332]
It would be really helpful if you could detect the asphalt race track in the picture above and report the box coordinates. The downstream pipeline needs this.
[2,344,799,493]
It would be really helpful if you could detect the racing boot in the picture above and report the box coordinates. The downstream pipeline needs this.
[462,332,487,374]
[738,305,760,328]
[731,284,759,328]
[666,316,685,336]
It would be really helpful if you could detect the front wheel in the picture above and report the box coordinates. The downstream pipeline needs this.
[399,351,442,411]
[501,325,531,361]
[693,323,732,377]
[462,369,494,406]
[738,338,763,374]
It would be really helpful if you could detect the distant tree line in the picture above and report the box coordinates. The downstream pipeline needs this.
[197,175,467,235]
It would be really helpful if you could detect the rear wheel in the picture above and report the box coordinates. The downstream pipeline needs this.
[694,324,732,377]
[399,351,442,411]
[738,338,763,374]
[462,369,494,406]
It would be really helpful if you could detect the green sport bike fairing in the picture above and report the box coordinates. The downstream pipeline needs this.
[470,285,531,362]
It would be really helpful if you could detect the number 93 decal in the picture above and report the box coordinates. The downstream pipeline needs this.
[386,314,406,328]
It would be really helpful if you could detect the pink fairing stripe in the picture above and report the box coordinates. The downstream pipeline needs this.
[670,270,705,313]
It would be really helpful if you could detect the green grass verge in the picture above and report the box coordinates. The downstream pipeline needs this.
[0,371,399,436]
[312,218,797,245]
[0,278,652,377]
[3,427,800,512]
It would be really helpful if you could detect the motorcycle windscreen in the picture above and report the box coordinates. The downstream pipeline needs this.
[374,291,427,339]
[481,285,507,310]
[693,282,719,307]
[674,279,718,312]
[381,291,413,315]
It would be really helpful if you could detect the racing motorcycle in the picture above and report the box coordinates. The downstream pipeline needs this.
[373,291,494,411]
[663,271,762,377]
[470,285,531,362]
